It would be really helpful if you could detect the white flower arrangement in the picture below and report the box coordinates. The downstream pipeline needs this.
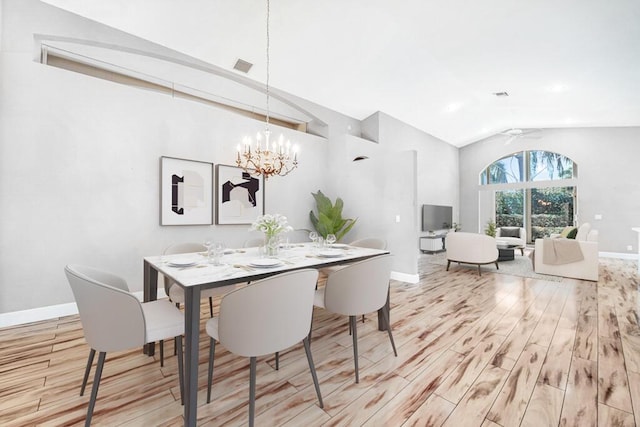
[249,213,293,238]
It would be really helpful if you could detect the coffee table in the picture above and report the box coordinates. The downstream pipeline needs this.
[496,243,519,261]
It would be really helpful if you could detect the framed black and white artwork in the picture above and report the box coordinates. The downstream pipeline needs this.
[216,165,264,224]
[160,156,213,225]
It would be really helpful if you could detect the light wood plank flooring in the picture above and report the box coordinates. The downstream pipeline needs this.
[1,254,639,426]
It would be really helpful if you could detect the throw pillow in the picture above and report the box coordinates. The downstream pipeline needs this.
[559,226,574,238]
[500,227,520,238]
[566,228,578,239]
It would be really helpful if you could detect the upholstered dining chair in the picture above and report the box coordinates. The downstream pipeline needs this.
[287,228,312,243]
[310,254,397,383]
[319,237,387,277]
[163,242,237,320]
[64,265,184,426]
[205,269,323,427]
[243,237,265,248]
[349,237,387,250]
[320,237,388,323]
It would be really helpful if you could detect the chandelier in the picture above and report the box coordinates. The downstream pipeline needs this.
[236,0,298,179]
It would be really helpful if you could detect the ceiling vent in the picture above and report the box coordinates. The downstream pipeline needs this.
[233,59,253,73]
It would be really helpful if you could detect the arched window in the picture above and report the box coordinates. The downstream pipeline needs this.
[480,151,575,184]
[480,151,577,242]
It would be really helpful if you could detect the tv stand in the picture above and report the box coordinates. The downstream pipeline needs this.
[420,233,447,253]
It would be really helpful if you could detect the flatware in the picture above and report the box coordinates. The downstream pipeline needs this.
[233,264,255,271]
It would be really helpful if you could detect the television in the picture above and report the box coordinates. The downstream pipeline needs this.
[422,204,453,232]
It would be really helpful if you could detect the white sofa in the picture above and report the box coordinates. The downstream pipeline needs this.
[445,232,499,276]
[534,223,599,281]
[495,227,526,255]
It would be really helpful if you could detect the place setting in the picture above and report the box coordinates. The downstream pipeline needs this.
[246,258,284,268]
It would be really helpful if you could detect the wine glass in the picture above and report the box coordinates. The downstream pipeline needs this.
[212,242,226,266]
[203,238,213,262]
[326,234,337,247]
[309,231,318,246]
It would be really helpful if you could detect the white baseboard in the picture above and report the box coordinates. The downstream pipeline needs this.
[391,271,419,284]
[600,252,639,260]
[0,302,80,329]
[0,289,168,329]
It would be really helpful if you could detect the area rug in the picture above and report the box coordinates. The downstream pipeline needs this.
[422,250,563,282]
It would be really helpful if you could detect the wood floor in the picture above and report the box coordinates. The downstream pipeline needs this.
[2,254,639,426]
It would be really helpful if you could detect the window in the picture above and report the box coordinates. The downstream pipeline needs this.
[528,150,574,181]
[481,151,577,243]
[39,43,322,134]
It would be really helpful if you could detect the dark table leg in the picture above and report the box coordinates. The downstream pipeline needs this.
[183,285,201,427]
[143,260,158,356]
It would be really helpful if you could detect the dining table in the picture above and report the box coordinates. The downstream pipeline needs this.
[142,242,391,426]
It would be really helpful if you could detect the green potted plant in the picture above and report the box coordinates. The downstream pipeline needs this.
[309,190,357,241]
[485,219,497,237]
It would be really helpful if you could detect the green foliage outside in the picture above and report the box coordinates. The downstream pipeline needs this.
[495,187,574,241]
[309,190,357,241]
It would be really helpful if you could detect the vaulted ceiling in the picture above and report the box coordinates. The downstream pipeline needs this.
[43,0,640,147]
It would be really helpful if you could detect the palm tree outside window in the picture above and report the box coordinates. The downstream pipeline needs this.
[480,150,577,242]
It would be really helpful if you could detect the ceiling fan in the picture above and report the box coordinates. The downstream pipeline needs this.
[499,128,541,144]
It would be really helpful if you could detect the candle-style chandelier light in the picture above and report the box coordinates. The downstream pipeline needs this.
[236,0,298,179]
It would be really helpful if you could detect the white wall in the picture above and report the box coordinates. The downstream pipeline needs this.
[1,0,445,315]
[336,112,460,277]
[325,134,418,276]
[459,127,640,253]
[376,112,459,232]
[0,0,331,313]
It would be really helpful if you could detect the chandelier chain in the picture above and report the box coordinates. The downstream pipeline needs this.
[235,0,298,179]
[265,0,270,130]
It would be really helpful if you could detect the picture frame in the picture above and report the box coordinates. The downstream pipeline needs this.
[216,164,264,224]
[160,156,213,225]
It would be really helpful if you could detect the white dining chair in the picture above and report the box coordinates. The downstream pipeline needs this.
[320,237,388,277]
[320,237,388,323]
[349,237,388,250]
[310,254,397,383]
[243,237,265,248]
[205,269,323,427]
[163,242,237,319]
[65,265,184,426]
[287,228,312,243]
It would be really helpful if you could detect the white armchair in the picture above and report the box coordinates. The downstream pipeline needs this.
[445,232,499,276]
[496,227,526,255]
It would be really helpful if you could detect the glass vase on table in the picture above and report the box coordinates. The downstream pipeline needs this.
[265,234,280,258]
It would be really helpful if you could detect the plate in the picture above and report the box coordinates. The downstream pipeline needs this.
[330,243,349,249]
[168,258,197,267]
[248,258,283,268]
[318,250,343,258]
